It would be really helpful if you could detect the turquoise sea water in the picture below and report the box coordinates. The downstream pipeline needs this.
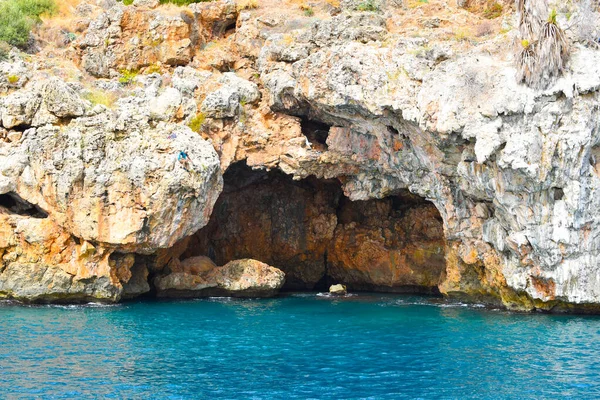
[2,294,600,399]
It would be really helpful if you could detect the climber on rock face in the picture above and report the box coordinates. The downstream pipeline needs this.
[178,151,191,170]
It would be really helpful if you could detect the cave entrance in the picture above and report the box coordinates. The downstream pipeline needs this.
[183,162,446,293]
[300,117,330,152]
[0,192,48,218]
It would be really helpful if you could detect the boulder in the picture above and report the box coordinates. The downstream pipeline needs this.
[148,87,182,121]
[329,284,347,296]
[154,258,285,298]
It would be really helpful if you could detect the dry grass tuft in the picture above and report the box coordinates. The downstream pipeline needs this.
[84,89,118,108]
[515,4,569,88]
[237,0,259,12]
[475,21,494,37]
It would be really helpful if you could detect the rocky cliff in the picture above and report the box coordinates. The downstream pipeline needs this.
[1,0,599,311]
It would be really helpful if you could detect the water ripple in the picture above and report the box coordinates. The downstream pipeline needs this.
[1,294,600,398]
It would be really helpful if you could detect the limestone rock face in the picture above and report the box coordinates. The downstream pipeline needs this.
[0,62,222,302]
[0,208,134,303]
[201,73,261,118]
[224,5,600,311]
[176,164,446,292]
[2,0,600,312]
[0,82,222,254]
[154,258,285,298]
[328,197,446,293]
[77,0,237,77]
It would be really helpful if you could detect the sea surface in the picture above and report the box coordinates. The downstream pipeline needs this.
[1,293,600,399]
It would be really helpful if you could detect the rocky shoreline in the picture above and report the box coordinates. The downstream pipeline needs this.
[1,0,600,311]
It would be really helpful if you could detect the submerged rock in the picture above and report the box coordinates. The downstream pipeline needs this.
[154,258,285,298]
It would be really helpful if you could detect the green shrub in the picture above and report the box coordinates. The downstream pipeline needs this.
[188,113,206,132]
[84,89,117,108]
[0,0,57,48]
[123,0,134,5]
[14,0,57,21]
[0,2,32,47]
[483,2,503,19]
[302,6,314,16]
[118,69,138,85]
[357,0,378,11]
[145,64,162,74]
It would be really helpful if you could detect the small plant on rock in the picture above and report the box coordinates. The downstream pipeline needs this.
[483,2,503,19]
[515,1,570,88]
[84,89,118,108]
[537,9,569,77]
[145,64,162,74]
[188,113,206,132]
[237,0,258,11]
[118,69,138,85]
[0,42,11,60]
[357,0,379,11]
[517,39,537,86]
[7,75,20,84]
[301,5,314,16]
[453,28,472,42]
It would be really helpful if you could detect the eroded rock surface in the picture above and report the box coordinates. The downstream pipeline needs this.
[0,75,223,254]
[1,0,600,311]
[328,195,446,293]
[175,163,446,292]
[0,202,141,303]
[154,258,285,298]
[78,0,237,77]
[0,48,223,302]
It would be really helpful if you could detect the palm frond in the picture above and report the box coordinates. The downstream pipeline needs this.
[517,42,538,86]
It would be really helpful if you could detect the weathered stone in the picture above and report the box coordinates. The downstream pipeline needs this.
[2,0,600,312]
[328,197,446,293]
[154,258,285,298]
[0,73,223,256]
[201,73,260,118]
[148,87,182,121]
[78,1,238,77]
[1,89,42,128]
[329,284,347,295]
[180,164,341,289]
[133,0,159,8]
[42,78,86,119]
[0,211,124,303]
